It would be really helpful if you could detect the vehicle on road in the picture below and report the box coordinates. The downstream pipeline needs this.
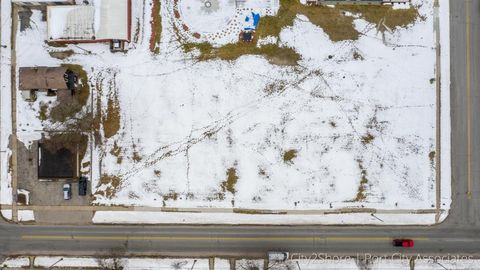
[63,183,72,200]
[268,251,289,262]
[392,239,414,248]
[78,176,88,196]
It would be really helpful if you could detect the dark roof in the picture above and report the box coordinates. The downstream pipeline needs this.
[38,143,76,179]
[19,66,70,90]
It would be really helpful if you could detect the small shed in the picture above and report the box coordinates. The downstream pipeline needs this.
[19,66,77,91]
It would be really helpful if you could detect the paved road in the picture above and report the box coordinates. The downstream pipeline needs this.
[0,0,479,259]
[449,0,480,228]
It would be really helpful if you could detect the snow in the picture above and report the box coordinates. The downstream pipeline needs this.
[33,257,209,269]
[236,259,264,270]
[93,211,438,225]
[0,0,13,205]
[215,258,231,270]
[1,209,35,221]
[4,0,451,225]
[0,257,30,268]
[3,256,479,270]
[174,0,279,46]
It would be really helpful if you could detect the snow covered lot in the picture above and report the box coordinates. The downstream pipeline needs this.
[4,0,451,224]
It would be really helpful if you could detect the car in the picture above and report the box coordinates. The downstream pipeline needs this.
[78,176,88,196]
[393,239,414,248]
[63,183,72,200]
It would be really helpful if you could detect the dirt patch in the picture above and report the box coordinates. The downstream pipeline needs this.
[221,167,238,194]
[103,95,121,139]
[283,149,298,164]
[49,50,74,60]
[150,0,162,54]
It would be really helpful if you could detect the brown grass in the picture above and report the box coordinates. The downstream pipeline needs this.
[352,161,369,202]
[38,103,48,121]
[110,141,123,164]
[221,167,239,194]
[163,191,178,201]
[103,96,121,139]
[257,0,420,41]
[49,64,90,122]
[150,0,162,54]
[184,41,300,66]
[283,149,298,164]
[361,133,375,145]
[98,174,122,198]
[132,151,142,162]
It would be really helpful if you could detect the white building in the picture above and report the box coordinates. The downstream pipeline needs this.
[47,0,131,43]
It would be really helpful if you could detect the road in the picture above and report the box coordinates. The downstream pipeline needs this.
[0,0,479,259]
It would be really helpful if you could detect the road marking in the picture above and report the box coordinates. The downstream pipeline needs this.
[21,235,321,242]
[21,235,429,242]
[466,0,472,199]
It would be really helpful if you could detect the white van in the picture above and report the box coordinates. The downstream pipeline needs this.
[63,183,72,200]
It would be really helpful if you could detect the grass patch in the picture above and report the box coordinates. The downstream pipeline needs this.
[163,191,178,201]
[352,161,368,202]
[361,133,375,145]
[179,1,418,64]
[49,64,90,122]
[221,167,238,194]
[150,0,162,54]
[38,103,48,121]
[49,50,74,60]
[257,0,420,41]
[103,96,121,139]
[97,174,122,198]
[110,141,123,164]
[132,151,142,162]
[184,41,300,66]
[429,151,435,166]
[283,149,298,164]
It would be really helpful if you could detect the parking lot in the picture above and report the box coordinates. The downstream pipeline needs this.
[15,140,92,224]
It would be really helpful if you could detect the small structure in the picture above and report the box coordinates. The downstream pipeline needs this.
[38,142,78,180]
[19,66,77,89]
[19,66,77,101]
[47,0,132,48]
[239,31,254,43]
[12,0,74,6]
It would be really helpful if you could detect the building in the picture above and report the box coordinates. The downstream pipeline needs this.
[12,0,73,6]
[19,66,77,91]
[47,0,131,44]
[38,142,78,180]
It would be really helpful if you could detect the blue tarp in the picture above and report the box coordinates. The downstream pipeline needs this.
[244,12,260,31]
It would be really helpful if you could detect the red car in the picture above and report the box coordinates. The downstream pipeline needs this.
[392,239,414,248]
